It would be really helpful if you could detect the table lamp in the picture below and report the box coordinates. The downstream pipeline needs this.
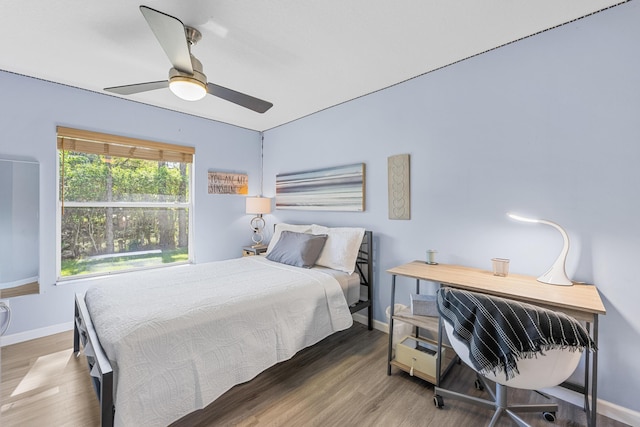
[246,197,272,247]
[507,213,573,286]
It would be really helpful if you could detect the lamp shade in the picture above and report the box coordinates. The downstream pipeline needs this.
[246,197,272,215]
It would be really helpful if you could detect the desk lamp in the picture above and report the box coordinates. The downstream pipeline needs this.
[507,213,573,286]
[246,197,272,247]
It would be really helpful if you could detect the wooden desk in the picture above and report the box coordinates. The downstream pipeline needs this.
[387,261,605,427]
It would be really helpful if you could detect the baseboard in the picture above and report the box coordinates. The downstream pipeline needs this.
[0,322,73,347]
[352,312,388,333]
[542,385,640,426]
[597,399,640,426]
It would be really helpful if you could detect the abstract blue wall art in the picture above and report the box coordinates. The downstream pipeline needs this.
[276,163,365,211]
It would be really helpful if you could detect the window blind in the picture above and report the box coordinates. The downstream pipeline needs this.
[56,126,194,163]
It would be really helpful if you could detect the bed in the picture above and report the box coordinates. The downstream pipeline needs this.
[73,227,373,427]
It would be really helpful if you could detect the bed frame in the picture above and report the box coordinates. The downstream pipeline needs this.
[73,230,374,426]
[349,230,374,330]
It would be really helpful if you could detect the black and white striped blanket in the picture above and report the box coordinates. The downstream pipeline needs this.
[437,287,596,381]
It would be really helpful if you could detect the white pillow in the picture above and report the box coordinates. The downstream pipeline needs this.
[266,223,313,254]
[311,225,365,274]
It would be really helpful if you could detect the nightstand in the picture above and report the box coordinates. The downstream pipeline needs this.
[242,245,268,257]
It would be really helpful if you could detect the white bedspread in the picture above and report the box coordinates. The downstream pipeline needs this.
[84,256,353,427]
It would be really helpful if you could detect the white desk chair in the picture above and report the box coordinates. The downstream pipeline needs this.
[434,288,591,427]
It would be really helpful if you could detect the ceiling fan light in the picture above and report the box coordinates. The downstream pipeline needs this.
[169,76,207,101]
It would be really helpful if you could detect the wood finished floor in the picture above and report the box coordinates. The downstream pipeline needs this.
[0,324,629,427]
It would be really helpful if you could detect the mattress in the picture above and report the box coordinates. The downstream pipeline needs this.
[312,264,361,305]
[252,255,360,304]
[84,256,354,427]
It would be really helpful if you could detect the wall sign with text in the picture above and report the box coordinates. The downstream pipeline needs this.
[208,171,248,195]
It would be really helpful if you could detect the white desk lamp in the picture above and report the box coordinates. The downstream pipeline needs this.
[246,197,272,247]
[507,213,573,286]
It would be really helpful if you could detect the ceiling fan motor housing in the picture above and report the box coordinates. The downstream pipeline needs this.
[169,55,207,85]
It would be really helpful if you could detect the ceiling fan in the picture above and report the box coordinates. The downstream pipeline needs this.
[104,6,273,113]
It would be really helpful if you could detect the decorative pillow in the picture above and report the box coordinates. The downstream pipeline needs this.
[266,223,313,254]
[266,231,328,268]
[311,225,366,274]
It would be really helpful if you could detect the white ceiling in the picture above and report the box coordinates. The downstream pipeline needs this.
[0,1,623,131]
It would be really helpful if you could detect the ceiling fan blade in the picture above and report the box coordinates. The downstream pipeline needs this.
[104,80,169,95]
[206,83,273,113]
[140,5,193,74]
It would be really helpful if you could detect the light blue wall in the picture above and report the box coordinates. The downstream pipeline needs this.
[0,70,261,335]
[263,2,640,413]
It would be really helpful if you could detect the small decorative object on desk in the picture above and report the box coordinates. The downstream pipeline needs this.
[426,249,438,265]
[411,293,438,316]
[491,258,510,277]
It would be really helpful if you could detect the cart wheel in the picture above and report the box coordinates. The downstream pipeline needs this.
[543,411,556,422]
[474,378,484,391]
[433,394,444,408]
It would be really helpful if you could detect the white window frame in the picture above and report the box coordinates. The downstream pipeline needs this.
[55,127,195,282]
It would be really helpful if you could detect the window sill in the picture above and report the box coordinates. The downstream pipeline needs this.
[56,261,192,285]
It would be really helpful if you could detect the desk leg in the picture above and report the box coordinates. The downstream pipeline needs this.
[436,314,443,386]
[584,322,591,416]
[415,279,420,338]
[582,318,598,427]
[387,275,396,375]
[591,316,599,427]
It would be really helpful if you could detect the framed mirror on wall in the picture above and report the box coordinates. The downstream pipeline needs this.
[0,158,39,297]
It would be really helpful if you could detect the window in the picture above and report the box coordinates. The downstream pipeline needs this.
[57,126,194,280]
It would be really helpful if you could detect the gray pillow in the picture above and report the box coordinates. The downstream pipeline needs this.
[266,231,328,268]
